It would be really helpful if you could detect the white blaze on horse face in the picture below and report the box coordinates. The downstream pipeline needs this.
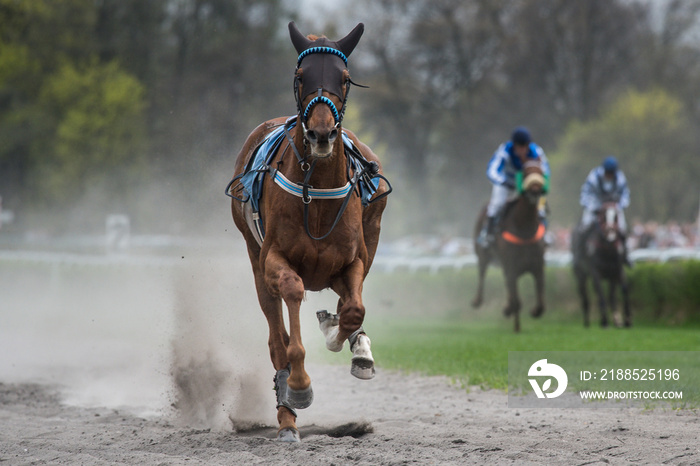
[605,206,618,242]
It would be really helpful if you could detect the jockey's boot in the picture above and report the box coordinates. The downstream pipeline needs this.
[477,216,497,248]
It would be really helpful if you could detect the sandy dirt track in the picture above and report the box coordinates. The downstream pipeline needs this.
[1,250,698,465]
[2,364,699,465]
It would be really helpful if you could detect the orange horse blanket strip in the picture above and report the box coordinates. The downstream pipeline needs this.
[501,223,546,245]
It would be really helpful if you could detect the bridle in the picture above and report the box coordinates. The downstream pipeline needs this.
[293,46,366,144]
[277,46,384,241]
[517,160,547,205]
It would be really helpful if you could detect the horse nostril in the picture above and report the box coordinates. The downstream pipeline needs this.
[306,130,318,143]
[329,128,338,142]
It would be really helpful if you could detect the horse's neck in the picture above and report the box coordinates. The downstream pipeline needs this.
[510,196,538,226]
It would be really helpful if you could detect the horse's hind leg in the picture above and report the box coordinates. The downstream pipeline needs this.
[328,258,375,379]
[590,272,608,327]
[621,274,632,327]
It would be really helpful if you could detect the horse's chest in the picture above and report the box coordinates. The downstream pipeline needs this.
[292,243,360,285]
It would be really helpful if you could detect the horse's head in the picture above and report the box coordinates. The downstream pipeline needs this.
[520,160,546,206]
[289,22,364,159]
[598,202,620,243]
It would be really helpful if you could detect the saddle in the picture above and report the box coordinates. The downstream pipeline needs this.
[226,118,384,246]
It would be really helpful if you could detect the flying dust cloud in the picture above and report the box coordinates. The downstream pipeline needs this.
[0,237,280,430]
[169,256,274,431]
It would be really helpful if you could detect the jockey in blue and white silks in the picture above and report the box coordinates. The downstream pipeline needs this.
[477,127,550,247]
[579,156,630,233]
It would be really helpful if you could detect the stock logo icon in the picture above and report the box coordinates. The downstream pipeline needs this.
[528,359,568,399]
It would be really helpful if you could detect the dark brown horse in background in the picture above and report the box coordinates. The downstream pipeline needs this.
[572,202,631,328]
[472,161,547,332]
[227,23,389,442]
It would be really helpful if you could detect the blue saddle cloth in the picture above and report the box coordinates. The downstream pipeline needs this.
[238,124,288,212]
[231,120,380,212]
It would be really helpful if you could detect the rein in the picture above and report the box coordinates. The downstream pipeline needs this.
[227,44,390,243]
[279,118,388,241]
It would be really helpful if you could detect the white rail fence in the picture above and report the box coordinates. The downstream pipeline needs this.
[1,240,698,274]
[371,248,700,274]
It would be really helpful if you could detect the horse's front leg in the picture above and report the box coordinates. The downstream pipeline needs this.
[320,258,374,379]
[609,278,623,328]
[621,273,632,327]
[472,248,490,308]
[248,254,298,441]
[530,262,545,318]
[589,270,608,327]
[575,268,591,327]
[264,252,313,411]
[502,269,522,332]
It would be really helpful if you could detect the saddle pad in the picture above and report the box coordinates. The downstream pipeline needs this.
[343,132,380,206]
[230,121,383,245]
[237,123,380,212]
[239,124,288,212]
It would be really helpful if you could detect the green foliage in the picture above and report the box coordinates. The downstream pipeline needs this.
[34,59,146,205]
[628,260,700,325]
[320,263,700,394]
[362,261,700,325]
[0,0,148,217]
[550,88,699,226]
[364,320,700,391]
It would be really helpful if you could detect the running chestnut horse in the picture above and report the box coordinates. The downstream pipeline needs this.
[571,202,631,328]
[226,23,390,442]
[472,161,547,332]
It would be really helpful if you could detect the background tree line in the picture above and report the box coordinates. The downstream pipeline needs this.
[1,0,699,236]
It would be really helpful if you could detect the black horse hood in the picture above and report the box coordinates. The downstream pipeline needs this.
[288,22,364,101]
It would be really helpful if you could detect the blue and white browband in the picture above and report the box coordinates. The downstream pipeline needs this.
[297,47,348,67]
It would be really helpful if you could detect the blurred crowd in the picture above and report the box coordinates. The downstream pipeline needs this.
[550,220,700,251]
[382,220,700,258]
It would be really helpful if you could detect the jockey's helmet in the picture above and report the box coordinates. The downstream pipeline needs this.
[511,126,531,146]
[603,156,618,173]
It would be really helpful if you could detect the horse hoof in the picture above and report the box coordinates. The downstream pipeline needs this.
[316,309,336,324]
[530,307,544,318]
[350,333,375,380]
[471,297,482,308]
[351,356,375,380]
[277,427,300,443]
[287,385,314,409]
[317,310,344,352]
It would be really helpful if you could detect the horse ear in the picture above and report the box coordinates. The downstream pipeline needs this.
[336,23,364,57]
[289,21,312,54]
